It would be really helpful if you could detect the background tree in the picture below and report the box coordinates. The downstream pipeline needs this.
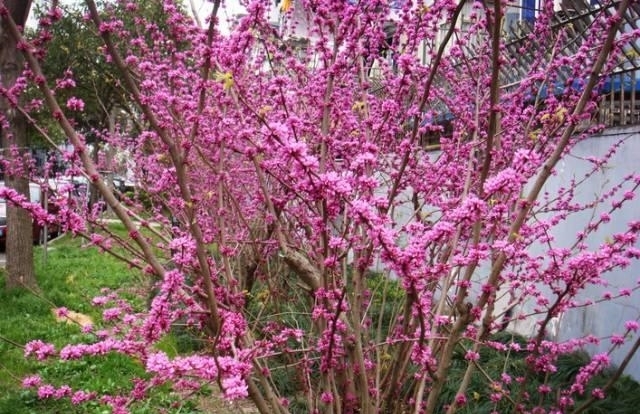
[1,0,640,413]
[28,0,175,208]
[0,0,34,290]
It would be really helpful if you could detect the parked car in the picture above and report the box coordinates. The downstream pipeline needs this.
[47,176,89,208]
[0,181,59,250]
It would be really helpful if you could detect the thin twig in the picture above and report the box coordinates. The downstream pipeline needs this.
[0,334,24,349]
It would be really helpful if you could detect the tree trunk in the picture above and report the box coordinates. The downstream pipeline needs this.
[1,1,36,290]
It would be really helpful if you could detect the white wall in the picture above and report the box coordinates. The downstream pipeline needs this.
[374,125,640,379]
[538,125,640,379]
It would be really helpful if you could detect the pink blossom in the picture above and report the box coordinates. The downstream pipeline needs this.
[131,378,147,400]
[95,329,110,339]
[60,344,86,360]
[611,334,625,345]
[454,394,467,406]
[591,388,605,399]
[26,98,44,111]
[66,97,85,111]
[71,390,96,405]
[54,385,72,399]
[102,307,122,321]
[464,350,480,362]
[55,77,76,89]
[160,269,184,295]
[625,320,639,332]
[37,384,56,399]
[48,7,62,21]
[24,340,56,360]
[221,376,248,400]
[91,296,110,306]
[483,168,524,195]
[22,375,42,388]
[320,391,334,404]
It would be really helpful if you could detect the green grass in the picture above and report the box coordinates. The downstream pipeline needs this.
[0,235,201,414]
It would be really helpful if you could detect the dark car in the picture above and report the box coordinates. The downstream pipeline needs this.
[0,182,59,250]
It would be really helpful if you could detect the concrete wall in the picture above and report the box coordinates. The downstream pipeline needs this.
[374,125,640,379]
[538,125,640,379]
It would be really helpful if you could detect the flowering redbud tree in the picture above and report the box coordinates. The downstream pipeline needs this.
[2,0,640,412]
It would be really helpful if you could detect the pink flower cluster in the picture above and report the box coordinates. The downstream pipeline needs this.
[24,340,56,360]
[66,97,85,111]
[145,352,251,399]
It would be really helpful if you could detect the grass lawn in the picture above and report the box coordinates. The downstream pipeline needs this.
[0,233,202,414]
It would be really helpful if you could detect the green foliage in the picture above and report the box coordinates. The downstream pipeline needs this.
[243,264,314,412]
[24,0,188,151]
[27,0,190,137]
[26,7,119,145]
[365,270,405,338]
[432,333,640,414]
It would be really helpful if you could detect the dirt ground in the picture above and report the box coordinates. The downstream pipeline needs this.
[197,392,259,414]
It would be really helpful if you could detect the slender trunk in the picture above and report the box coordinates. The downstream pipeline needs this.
[104,107,117,217]
[0,3,36,290]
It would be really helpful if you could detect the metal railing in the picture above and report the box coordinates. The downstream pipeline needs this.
[598,72,640,127]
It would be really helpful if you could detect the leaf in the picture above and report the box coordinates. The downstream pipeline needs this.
[352,101,366,112]
[52,309,94,327]
[214,71,234,90]
[259,105,273,116]
[281,0,293,12]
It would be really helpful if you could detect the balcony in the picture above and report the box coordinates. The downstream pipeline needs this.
[499,1,640,127]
